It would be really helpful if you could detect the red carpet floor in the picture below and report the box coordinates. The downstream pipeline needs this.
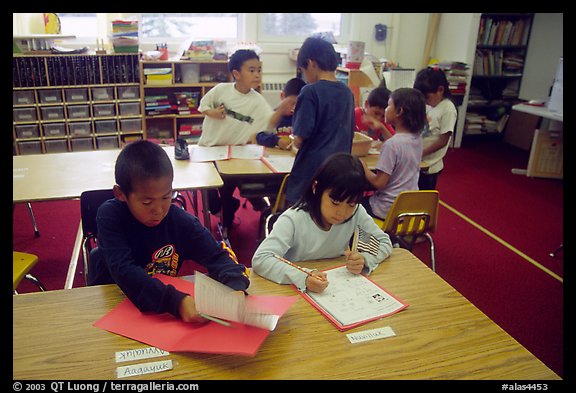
[12,138,566,378]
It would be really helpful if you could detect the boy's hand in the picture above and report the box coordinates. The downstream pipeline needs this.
[179,296,208,324]
[305,270,329,293]
[277,136,292,150]
[276,95,297,116]
[344,250,365,274]
[207,104,227,120]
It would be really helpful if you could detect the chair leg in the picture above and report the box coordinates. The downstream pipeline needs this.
[549,243,563,258]
[422,232,436,272]
[26,202,40,237]
[24,273,46,292]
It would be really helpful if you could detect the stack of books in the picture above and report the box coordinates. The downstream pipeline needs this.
[184,41,215,60]
[431,61,469,96]
[473,50,525,76]
[144,68,172,85]
[174,91,201,115]
[111,20,139,53]
[144,94,174,116]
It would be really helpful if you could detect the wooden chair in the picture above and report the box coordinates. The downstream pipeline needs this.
[13,251,46,294]
[261,174,291,240]
[372,190,439,271]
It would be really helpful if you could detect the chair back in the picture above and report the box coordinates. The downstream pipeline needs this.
[80,189,115,240]
[259,174,290,241]
[271,174,290,214]
[382,190,439,236]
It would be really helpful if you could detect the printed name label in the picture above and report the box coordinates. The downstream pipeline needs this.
[115,346,170,363]
[346,326,396,344]
[116,359,173,379]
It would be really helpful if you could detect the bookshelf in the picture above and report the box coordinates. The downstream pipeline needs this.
[464,13,533,137]
[13,53,142,155]
[140,60,232,145]
[336,67,375,106]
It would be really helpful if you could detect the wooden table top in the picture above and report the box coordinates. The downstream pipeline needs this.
[13,249,559,380]
[13,147,223,202]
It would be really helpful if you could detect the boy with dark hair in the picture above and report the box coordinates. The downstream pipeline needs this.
[355,86,395,142]
[198,49,295,233]
[256,77,306,149]
[88,140,250,323]
[286,36,355,205]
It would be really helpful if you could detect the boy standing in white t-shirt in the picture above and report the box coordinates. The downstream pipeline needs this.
[198,50,294,234]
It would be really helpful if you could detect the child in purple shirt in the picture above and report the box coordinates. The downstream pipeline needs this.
[361,88,427,219]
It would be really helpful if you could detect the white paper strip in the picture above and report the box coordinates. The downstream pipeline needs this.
[115,347,170,363]
[346,326,396,344]
[116,360,173,379]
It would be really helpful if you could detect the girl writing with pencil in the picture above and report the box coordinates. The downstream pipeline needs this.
[252,153,393,293]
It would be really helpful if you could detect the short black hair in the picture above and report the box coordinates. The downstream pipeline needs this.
[228,49,260,75]
[389,88,427,134]
[115,140,174,196]
[414,67,452,99]
[293,153,368,225]
[296,36,339,72]
[367,86,391,109]
[283,77,306,97]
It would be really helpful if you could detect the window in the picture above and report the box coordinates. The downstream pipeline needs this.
[140,13,239,40]
[58,13,98,38]
[258,13,346,42]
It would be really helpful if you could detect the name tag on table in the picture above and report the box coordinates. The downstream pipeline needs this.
[346,326,396,344]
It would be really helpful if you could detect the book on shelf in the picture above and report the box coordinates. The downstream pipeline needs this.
[477,16,530,47]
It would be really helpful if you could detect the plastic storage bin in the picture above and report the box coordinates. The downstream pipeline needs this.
[118,102,141,116]
[117,86,140,99]
[69,122,92,137]
[120,118,142,132]
[71,138,94,152]
[15,124,40,139]
[13,90,35,105]
[67,105,90,119]
[13,107,37,122]
[97,136,119,150]
[38,89,62,104]
[91,87,114,101]
[93,103,116,117]
[42,123,67,138]
[65,88,88,102]
[18,141,42,155]
[94,120,117,134]
[40,106,65,121]
[44,139,68,153]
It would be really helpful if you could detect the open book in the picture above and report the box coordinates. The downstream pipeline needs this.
[301,266,408,331]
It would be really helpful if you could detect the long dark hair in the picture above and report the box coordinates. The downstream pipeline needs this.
[293,153,368,225]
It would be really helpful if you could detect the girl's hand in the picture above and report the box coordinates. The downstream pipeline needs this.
[344,250,365,274]
[305,270,329,293]
[179,296,208,324]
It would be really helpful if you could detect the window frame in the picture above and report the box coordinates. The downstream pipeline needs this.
[256,13,350,43]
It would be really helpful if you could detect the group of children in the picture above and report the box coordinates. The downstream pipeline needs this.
[89,36,457,323]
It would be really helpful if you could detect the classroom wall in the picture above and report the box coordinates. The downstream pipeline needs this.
[520,13,563,100]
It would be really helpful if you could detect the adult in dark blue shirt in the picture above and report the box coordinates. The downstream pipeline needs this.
[286,36,354,204]
[89,140,249,322]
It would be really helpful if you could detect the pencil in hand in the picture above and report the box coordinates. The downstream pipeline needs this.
[272,254,327,281]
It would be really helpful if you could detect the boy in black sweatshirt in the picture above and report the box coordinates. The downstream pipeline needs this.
[88,140,250,322]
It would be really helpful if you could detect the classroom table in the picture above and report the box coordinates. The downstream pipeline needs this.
[12,248,559,380]
[13,147,223,288]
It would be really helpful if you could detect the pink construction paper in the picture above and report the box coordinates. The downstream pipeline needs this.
[93,274,298,356]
